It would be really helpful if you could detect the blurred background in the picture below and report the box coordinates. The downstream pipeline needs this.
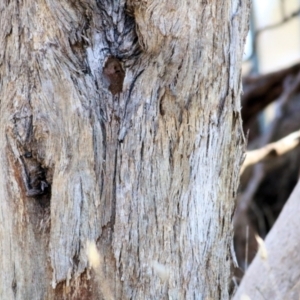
[234,0,300,284]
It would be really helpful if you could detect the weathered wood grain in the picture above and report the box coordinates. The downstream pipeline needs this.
[0,0,249,299]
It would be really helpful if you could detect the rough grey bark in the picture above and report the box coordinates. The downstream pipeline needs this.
[0,0,249,299]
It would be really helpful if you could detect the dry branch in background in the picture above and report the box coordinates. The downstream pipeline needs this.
[234,179,300,299]
[242,62,300,126]
[234,2,300,291]
[234,70,300,282]
[241,129,300,174]
[238,71,300,214]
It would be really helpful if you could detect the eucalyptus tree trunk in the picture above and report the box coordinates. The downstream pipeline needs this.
[0,0,249,299]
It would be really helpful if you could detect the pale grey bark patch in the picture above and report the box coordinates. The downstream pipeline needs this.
[47,0,143,287]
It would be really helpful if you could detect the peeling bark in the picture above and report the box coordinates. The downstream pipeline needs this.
[0,0,249,299]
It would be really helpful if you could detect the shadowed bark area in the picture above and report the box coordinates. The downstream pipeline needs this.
[0,0,249,299]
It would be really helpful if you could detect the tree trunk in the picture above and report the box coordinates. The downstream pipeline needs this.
[0,1,249,299]
[233,179,300,300]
